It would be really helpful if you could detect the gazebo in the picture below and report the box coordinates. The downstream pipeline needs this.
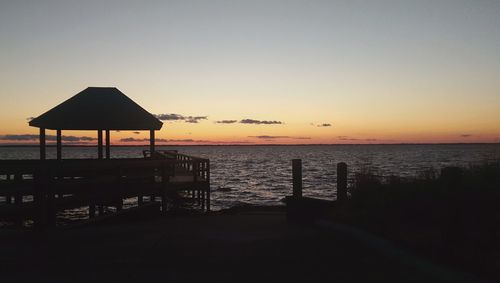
[0,88,209,229]
[29,87,163,160]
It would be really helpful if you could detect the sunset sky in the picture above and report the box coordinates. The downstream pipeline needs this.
[1,0,499,145]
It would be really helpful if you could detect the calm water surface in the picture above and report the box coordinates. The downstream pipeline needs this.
[1,144,499,211]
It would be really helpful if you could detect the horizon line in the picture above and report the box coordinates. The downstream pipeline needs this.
[0,142,499,147]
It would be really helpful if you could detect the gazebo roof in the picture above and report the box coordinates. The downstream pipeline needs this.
[29,87,163,130]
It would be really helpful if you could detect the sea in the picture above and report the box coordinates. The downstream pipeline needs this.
[1,144,500,212]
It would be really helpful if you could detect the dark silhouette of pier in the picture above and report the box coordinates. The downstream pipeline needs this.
[1,87,210,229]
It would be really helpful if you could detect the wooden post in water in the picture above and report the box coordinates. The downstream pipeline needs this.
[46,169,56,227]
[115,167,122,211]
[161,164,168,214]
[39,128,46,160]
[292,159,302,198]
[89,205,95,218]
[116,201,123,211]
[56,129,62,160]
[149,130,155,154]
[337,162,347,202]
[34,166,49,230]
[105,130,110,159]
[14,174,23,227]
[97,130,103,160]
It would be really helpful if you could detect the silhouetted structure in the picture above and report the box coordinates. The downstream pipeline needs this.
[286,160,347,223]
[0,87,210,230]
[29,87,163,160]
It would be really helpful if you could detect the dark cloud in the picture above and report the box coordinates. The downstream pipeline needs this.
[249,135,289,139]
[155,113,207,123]
[0,134,96,142]
[185,116,208,123]
[460,134,472,138]
[54,135,97,142]
[169,139,209,143]
[119,137,254,144]
[248,136,311,140]
[0,134,39,141]
[240,119,282,125]
[120,137,147,142]
[120,137,210,143]
[337,136,376,142]
[133,131,140,135]
[215,120,238,124]
[155,113,184,121]
[317,123,332,127]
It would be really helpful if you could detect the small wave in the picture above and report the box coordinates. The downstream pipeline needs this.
[217,187,232,192]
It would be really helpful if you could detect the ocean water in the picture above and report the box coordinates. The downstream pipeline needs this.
[1,144,500,211]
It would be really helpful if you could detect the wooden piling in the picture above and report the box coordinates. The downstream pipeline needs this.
[337,162,348,202]
[161,166,168,214]
[97,130,103,160]
[47,171,56,227]
[39,128,46,160]
[14,174,22,205]
[56,129,62,160]
[292,159,302,198]
[105,130,110,159]
[34,167,49,230]
[149,130,155,153]
[116,200,123,211]
[89,205,96,218]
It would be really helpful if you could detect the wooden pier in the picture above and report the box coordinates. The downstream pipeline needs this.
[0,150,210,229]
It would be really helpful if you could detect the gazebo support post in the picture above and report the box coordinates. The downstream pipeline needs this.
[105,130,110,159]
[39,128,46,160]
[97,130,103,160]
[150,130,155,154]
[56,129,62,160]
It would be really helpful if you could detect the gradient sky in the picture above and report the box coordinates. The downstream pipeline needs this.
[1,0,499,144]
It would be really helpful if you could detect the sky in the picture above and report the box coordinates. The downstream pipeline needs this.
[1,0,499,145]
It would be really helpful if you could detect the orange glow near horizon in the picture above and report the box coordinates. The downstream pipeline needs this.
[1,120,499,145]
[1,2,500,145]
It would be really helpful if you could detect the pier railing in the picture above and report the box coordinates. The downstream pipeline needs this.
[0,153,210,229]
[143,150,210,183]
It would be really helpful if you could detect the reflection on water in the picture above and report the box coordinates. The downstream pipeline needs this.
[1,144,499,211]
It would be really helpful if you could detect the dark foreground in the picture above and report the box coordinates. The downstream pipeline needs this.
[0,207,485,283]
